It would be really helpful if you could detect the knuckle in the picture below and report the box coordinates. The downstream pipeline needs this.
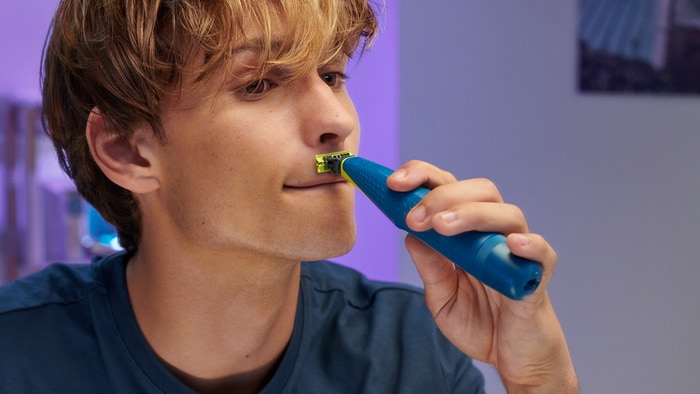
[507,203,526,223]
[439,168,458,183]
[473,178,501,200]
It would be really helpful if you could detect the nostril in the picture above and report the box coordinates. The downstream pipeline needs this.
[319,133,338,144]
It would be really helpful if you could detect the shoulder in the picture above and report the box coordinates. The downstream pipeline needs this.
[0,252,128,333]
[0,261,101,315]
[0,257,121,391]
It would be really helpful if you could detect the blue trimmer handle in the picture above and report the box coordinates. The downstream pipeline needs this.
[340,156,542,300]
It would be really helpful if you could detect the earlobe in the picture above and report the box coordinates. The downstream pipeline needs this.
[86,108,161,194]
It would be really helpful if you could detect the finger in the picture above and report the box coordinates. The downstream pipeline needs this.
[387,160,457,191]
[407,177,504,209]
[407,178,522,234]
[404,234,460,309]
[408,201,529,235]
[506,233,558,291]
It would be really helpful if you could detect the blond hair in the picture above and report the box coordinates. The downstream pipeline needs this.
[42,0,379,252]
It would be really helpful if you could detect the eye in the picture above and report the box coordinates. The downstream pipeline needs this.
[240,79,274,97]
[320,72,347,89]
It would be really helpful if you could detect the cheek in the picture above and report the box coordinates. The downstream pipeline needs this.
[157,143,281,241]
[157,145,233,224]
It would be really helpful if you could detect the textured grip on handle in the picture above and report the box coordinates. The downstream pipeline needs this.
[341,156,542,300]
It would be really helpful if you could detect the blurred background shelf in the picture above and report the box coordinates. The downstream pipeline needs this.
[1,98,119,285]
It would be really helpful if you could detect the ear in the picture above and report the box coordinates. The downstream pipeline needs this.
[86,108,161,194]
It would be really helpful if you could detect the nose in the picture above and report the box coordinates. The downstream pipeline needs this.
[296,73,357,148]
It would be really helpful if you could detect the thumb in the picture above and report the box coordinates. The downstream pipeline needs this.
[405,235,459,307]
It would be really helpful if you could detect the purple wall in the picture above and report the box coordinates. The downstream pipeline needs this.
[0,1,57,103]
[0,1,401,282]
[335,1,400,281]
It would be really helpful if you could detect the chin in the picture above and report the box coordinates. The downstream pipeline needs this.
[320,237,356,260]
[293,225,357,262]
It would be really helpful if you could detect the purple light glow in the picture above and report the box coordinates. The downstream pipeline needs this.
[334,1,400,281]
[1,0,401,282]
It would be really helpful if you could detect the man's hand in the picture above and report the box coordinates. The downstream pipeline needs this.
[388,160,578,393]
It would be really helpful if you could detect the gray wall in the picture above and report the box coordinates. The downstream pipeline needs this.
[400,1,700,393]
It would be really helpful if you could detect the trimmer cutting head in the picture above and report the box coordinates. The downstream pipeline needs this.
[315,150,354,174]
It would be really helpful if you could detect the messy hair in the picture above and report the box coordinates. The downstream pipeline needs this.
[42,0,379,252]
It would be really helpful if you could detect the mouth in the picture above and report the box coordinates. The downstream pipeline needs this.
[284,177,347,190]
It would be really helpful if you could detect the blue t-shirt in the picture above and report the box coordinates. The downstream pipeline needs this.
[0,253,484,393]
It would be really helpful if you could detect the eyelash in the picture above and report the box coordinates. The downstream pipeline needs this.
[237,70,348,100]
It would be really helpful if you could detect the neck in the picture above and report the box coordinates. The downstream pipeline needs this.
[126,244,301,393]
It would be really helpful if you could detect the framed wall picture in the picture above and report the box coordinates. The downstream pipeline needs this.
[579,0,700,94]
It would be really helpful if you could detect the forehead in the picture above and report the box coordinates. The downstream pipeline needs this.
[189,22,333,81]
[160,0,375,101]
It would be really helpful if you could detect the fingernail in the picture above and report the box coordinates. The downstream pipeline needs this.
[439,210,457,224]
[392,168,407,180]
[511,233,530,247]
[410,205,427,223]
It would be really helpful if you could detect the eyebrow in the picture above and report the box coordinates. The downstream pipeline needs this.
[222,38,289,82]
[232,38,285,54]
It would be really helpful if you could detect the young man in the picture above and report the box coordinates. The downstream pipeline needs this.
[0,0,578,392]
